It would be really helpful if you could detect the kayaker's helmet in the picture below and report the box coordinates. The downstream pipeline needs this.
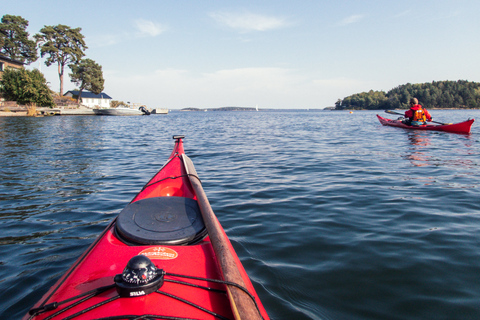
[410,98,418,105]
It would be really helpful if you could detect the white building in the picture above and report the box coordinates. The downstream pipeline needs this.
[64,91,112,109]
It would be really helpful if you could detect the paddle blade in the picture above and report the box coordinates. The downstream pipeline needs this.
[385,110,404,116]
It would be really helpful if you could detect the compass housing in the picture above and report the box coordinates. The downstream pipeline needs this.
[114,255,164,297]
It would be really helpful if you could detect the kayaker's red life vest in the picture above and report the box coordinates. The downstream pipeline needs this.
[405,104,431,123]
[412,106,427,122]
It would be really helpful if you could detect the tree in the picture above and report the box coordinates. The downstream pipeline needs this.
[69,58,104,103]
[0,68,54,107]
[110,100,126,108]
[35,24,87,95]
[0,14,38,64]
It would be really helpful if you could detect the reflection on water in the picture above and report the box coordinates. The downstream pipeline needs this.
[405,131,431,166]
[402,130,478,171]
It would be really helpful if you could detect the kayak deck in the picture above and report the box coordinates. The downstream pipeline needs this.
[28,226,235,319]
[25,136,269,320]
[377,114,474,134]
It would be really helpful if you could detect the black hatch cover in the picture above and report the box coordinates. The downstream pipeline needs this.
[115,196,207,245]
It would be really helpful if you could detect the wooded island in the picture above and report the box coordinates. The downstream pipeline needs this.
[335,80,480,110]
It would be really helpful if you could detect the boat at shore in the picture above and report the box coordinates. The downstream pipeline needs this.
[24,136,269,320]
[151,108,168,114]
[94,105,150,116]
[377,115,474,134]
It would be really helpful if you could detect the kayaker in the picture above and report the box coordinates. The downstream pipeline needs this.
[404,98,432,126]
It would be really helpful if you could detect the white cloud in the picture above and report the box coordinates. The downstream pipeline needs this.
[338,14,365,26]
[86,19,166,47]
[209,11,288,32]
[134,19,167,37]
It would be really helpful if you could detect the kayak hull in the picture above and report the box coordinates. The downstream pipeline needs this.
[25,137,269,320]
[377,115,474,134]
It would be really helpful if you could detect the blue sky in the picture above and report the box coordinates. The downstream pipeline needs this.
[4,0,480,109]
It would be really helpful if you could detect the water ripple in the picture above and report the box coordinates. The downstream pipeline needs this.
[1,110,480,319]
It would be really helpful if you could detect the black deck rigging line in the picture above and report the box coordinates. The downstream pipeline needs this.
[28,284,116,317]
[42,293,117,320]
[57,296,120,320]
[136,153,202,194]
[165,272,265,320]
[155,290,230,320]
[164,279,226,294]
[141,173,202,191]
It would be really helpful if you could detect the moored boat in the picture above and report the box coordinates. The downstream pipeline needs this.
[377,115,474,134]
[94,105,150,116]
[24,136,269,320]
[151,108,168,114]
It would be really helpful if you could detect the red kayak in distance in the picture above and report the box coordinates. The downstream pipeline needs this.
[377,115,474,134]
[24,136,269,320]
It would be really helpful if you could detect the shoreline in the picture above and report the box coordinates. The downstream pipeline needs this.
[0,111,27,117]
[0,106,96,117]
[1,108,478,117]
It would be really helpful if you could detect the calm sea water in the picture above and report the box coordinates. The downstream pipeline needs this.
[1,110,480,319]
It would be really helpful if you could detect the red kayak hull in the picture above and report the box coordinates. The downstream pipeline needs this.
[377,115,474,134]
[25,137,269,320]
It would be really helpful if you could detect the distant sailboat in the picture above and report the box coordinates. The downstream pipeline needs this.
[256,104,259,111]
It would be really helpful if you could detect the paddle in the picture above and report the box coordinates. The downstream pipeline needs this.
[384,110,451,125]
[182,154,263,320]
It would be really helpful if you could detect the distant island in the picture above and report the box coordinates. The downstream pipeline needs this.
[335,80,480,110]
[181,106,257,112]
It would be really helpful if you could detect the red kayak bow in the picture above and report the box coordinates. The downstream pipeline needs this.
[25,135,269,320]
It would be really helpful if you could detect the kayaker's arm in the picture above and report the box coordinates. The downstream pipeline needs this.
[385,110,450,125]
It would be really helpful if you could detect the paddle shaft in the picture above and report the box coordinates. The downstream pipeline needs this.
[182,155,263,320]
[384,110,449,125]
